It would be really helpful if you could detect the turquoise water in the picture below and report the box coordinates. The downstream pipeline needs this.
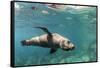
[14,2,97,66]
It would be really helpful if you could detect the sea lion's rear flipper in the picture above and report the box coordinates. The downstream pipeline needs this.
[34,26,52,36]
[50,48,57,54]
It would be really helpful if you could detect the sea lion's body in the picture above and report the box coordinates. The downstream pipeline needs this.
[21,27,75,54]
[23,33,69,48]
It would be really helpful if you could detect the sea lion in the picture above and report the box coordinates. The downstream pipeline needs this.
[21,27,75,54]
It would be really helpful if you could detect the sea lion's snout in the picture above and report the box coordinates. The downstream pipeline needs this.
[70,44,75,50]
[61,40,75,51]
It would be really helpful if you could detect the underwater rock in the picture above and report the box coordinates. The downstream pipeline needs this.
[86,41,96,61]
[81,55,90,62]
[59,59,65,63]
[50,58,59,64]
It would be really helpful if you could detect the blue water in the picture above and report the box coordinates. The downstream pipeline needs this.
[14,2,97,66]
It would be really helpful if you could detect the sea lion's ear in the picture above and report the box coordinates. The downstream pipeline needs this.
[50,48,57,54]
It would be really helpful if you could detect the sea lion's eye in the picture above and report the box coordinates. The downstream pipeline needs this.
[67,41,70,44]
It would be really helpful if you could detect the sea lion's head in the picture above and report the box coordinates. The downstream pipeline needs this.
[60,40,75,51]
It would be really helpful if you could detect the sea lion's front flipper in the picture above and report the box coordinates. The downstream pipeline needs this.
[34,26,52,36]
[50,48,57,54]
